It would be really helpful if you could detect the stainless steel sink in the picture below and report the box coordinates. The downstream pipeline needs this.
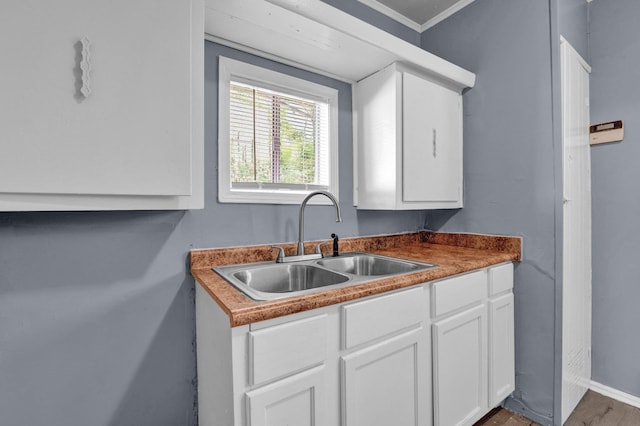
[317,253,423,276]
[214,252,437,301]
[234,264,349,294]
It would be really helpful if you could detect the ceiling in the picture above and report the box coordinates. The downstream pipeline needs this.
[357,0,475,32]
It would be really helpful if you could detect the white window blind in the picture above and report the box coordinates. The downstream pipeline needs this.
[229,81,330,191]
[218,56,339,205]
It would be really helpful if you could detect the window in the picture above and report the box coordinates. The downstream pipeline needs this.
[218,57,339,204]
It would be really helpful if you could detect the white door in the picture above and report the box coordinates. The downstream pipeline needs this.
[560,37,592,424]
[341,328,430,426]
[432,305,487,426]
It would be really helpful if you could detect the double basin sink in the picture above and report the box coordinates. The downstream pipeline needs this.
[214,252,437,301]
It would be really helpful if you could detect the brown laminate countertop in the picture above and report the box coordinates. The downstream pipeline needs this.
[190,231,522,327]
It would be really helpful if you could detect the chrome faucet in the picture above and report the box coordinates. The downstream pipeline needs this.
[271,190,342,263]
[297,190,342,255]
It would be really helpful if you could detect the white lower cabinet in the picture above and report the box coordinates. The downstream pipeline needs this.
[244,313,331,426]
[195,263,514,426]
[341,286,431,426]
[433,305,488,426]
[488,264,516,406]
[431,264,515,426]
[489,293,515,406]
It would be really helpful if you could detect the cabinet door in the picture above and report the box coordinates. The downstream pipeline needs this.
[402,72,461,204]
[489,293,515,406]
[0,0,198,198]
[433,305,487,426]
[246,366,326,426]
[341,327,430,426]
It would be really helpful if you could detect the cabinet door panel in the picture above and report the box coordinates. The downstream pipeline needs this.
[433,305,487,426]
[246,366,326,426]
[341,327,430,426]
[402,72,461,203]
[489,293,515,406]
[0,0,193,196]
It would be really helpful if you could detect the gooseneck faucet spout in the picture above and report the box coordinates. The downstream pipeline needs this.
[297,191,342,256]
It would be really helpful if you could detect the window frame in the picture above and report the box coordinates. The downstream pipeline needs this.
[218,56,339,205]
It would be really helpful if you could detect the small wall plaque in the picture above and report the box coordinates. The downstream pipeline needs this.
[590,120,623,145]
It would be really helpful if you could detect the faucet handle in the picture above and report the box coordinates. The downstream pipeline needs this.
[314,240,332,256]
[271,246,286,263]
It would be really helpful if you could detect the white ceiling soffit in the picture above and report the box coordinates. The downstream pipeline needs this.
[205,0,476,89]
[358,0,475,32]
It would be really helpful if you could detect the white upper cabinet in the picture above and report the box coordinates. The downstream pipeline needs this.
[0,0,204,211]
[355,63,464,210]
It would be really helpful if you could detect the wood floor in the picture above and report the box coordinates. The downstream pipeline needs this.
[475,390,640,426]
[475,407,540,426]
[565,390,640,425]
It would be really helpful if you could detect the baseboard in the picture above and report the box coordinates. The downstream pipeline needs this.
[590,381,640,409]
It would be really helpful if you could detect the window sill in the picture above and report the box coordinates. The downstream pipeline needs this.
[219,189,339,205]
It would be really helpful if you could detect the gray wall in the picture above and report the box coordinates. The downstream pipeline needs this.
[0,41,427,426]
[558,0,589,60]
[421,1,559,423]
[589,0,640,400]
